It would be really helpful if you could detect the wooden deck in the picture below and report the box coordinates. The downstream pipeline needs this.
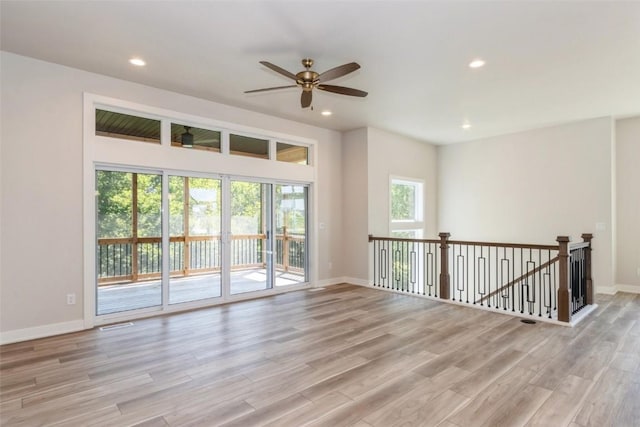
[97,269,305,315]
[1,285,639,426]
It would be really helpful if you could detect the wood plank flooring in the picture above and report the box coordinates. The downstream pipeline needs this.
[1,284,639,426]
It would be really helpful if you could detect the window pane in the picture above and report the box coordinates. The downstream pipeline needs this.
[169,176,222,304]
[230,134,269,159]
[96,109,160,144]
[136,174,162,238]
[230,181,271,295]
[275,185,308,286]
[169,176,185,237]
[96,170,162,315]
[391,182,417,221]
[97,171,132,239]
[276,142,308,165]
[171,123,221,152]
[391,230,423,239]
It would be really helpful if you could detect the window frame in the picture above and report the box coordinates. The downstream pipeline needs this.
[84,93,318,329]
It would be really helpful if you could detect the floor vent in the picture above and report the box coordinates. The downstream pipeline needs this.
[99,322,134,331]
[309,287,326,292]
[520,319,536,325]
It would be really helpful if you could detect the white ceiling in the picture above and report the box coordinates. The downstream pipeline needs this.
[2,1,639,144]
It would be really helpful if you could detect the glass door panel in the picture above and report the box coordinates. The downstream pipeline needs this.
[96,170,163,315]
[230,180,272,295]
[275,185,308,286]
[169,176,222,304]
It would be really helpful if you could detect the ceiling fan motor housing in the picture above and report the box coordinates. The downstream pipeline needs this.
[296,70,319,91]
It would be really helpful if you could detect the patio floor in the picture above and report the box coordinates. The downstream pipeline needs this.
[97,269,305,315]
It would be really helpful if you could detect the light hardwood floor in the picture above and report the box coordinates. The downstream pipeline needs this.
[1,284,639,426]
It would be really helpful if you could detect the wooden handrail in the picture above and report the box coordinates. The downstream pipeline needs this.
[475,256,559,304]
[368,235,559,251]
[369,235,440,244]
[449,240,559,251]
[98,233,298,244]
[98,233,306,284]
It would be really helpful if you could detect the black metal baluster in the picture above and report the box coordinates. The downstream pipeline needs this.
[466,245,470,303]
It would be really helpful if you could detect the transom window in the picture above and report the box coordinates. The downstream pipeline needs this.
[96,109,161,144]
[276,142,309,165]
[171,123,221,152]
[229,134,269,159]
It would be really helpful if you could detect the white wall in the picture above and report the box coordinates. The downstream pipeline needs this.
[340,127,439,283]
[0,52,344,337]
[438,118,615,292]
[615,117,640,289]
[367,127,438,238]
[341,128,369,281]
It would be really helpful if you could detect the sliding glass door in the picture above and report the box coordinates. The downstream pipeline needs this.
[230,180,272,295]
[96,170,308,316]
[275,184,308,286]
[169,176,222,304]
[96,170,163,315]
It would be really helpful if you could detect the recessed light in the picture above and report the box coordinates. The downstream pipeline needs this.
[129,58,146,67]
[321,110,332,116]
[462,122,471,130]
[469,59,485,69]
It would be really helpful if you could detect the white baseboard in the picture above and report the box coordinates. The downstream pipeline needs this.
[342,277,370,287]
[597,286,618,295]
[314,277,371,288]
[616,284,640,294]
[314,277,348,288]
[0,319,86,345]
[597,284,640,295]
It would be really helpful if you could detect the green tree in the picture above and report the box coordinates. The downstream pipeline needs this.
[391,182,416,221]
[136,173,162,237]
[96,171,132,238]
[231,181,263,234]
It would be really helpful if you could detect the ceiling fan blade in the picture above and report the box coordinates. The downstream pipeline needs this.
[301,90,312,108]
[317,84,368,97]
[318,62,360,82]
[259,61,297,81]
[245,85,297,94]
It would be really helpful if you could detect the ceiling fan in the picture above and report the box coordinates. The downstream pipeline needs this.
[245,58,368,108]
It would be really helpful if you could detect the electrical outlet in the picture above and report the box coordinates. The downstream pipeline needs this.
[328,262,333,270]
[67,293,76,305]
[637,267,640,277]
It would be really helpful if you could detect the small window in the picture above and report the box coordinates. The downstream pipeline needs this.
[390,177,424,237]
[391,179,423,222]
[229,134,269,159]
[95,109,160,144]
[276,142,309,165]
[171,123,221,152]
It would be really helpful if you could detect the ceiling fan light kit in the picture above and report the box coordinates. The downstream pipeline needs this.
[245,58,367,108]
[181,126,194,147]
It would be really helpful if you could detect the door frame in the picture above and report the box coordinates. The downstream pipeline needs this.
[83,93,317,328]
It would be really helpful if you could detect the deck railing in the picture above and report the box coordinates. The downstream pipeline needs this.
[369,233,593,323]
[98,233,305,285]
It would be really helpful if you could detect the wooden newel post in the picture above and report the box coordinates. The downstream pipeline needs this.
[439,232,451,300]
[557,236,571,322]
[582,233,594,305]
